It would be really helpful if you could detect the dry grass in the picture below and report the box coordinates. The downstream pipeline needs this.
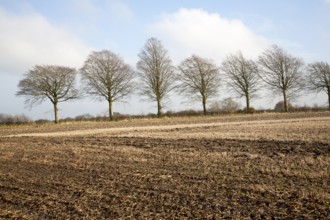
[0,112,329,219]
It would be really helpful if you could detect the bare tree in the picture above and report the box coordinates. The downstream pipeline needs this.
[16,65,79,124]
[80,50,134,121]
[221,52,260,113]
[307,62,330,110]
[177,55,220,115]
[258,45,305,112]
[137,38,176,117]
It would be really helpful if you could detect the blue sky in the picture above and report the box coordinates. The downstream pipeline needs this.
[0,0,330,120]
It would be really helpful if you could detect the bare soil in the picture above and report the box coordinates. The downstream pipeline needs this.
[0,112,329,219]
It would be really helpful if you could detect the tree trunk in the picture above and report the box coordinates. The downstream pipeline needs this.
[54,102,59,124]
[328,89,330,111]
[108,99,113,121]
[246,94,250,113]
[157,98,162,118]
[202,96,207,115]
[283,90,288,112]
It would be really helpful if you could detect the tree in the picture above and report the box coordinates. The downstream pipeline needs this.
[177,55,221,115]
[80,50,134,121]
[258,45,305,112]
[137,38,176,118]
[16,65,79,124]
[221,52,260,113]
[307,62,330,110]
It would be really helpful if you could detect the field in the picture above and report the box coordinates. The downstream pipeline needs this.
[0,112,329,219]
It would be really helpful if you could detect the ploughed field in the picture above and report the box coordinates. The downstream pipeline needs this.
[0,112,329,219]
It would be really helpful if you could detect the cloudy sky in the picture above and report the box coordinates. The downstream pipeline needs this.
[1,0,330,120]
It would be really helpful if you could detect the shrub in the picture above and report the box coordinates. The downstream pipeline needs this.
[274,101,294,112]
[0,113,33,125]
[210,98,241,113]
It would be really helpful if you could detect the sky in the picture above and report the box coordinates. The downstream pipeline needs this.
[0,0,330,120]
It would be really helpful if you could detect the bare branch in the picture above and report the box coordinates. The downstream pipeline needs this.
[80,50,135,121]
[16,65,79,124]
[177,55,221,115]
[258,45,305,112]
[221,51,260,112]
[306,62,330,110]
[136,38,176,117]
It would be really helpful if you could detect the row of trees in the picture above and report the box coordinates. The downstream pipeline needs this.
[17,38,330,124]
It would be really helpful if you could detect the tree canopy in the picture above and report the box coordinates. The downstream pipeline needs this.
[16,65,79,124]
[80,50,135,121]
[258,45,305,112]
[177,55,221,115]
[222,52,260,113]
[137,38,176,117]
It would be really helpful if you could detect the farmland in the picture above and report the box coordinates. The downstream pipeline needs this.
[0,112,329,219]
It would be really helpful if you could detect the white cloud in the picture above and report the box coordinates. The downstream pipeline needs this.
[0,7,91,75]
[150,8,270,64]
[325,0,330,4]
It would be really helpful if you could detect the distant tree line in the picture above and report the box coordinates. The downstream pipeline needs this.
[0,113,32,125]
[16,37,330,124]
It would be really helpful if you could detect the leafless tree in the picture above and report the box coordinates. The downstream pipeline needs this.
[221,52,260,113]
[177,55,220,115]
[137,38,176,117]
[258,45,305,112]
[80,50,134,121]
[307,62,330,110]
[16,65,79,124]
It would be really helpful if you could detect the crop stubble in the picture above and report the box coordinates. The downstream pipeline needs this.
[0,112,329,219]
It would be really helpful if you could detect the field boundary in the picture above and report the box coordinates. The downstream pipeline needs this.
[5,116,330,138]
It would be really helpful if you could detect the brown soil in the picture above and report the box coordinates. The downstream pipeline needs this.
[0,112,329,219]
